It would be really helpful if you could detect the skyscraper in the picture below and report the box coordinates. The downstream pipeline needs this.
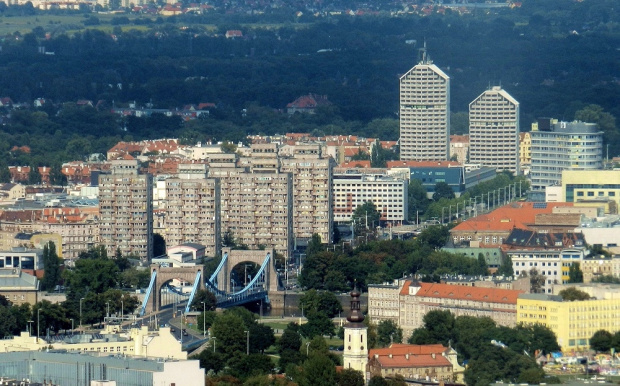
[399,48,450,161]
[99,159,153,261]
[469,86,520,174]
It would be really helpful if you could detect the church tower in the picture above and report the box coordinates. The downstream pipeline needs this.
[343,288,368,381]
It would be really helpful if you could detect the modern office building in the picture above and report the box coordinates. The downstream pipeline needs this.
[99,159,153,261]
[563,169,620,209]
[280,144,335,245]
[469,86,520,174]
[517,291,620,352]
[530,119,602,201]
[399,48,450,161]
[332,170,408,223]
[164,164,221,258]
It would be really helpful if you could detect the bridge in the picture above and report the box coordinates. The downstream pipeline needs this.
[139,248,277,316]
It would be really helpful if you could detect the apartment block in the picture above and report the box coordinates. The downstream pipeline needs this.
[333,170,408,223]
[164,164,221,258]
[212,167,293,258]
[469,86,520,174]
[280,144,334,244]
[399,280,522,339]
[399,50,450,161]
[530,119,602,200]
[99,159,153,261]
[504,229,587,293]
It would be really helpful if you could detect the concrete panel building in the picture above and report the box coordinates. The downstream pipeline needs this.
[469,86,520,174]
[164,164,221,258]
[399,49,450,161]
[99,159,153,260]
[280,144,335,244]
[213,168,294,258]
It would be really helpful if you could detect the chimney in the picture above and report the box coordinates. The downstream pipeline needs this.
[389,354,392,358]
[432,353,436,359]
[405,354,409,360]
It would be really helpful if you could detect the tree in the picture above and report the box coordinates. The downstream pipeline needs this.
[432,182,455,201]
[190,289,217,312]
[408,179,429,222]
[477,253,488,275]
[194,350,225,373]
[278,323,303,370]
[568,263,584,283]
[338,368,364,386]
[228,353,274,380]
[558,287,590,301]
[299,289,343,318]
[299,310,335,339]
[220,141,237,154]
[249,322,276,353]
[377,320,403,347]
[41,241,61,291]
[153,233,166,257]
[63,257,119,297]
[294,353,337,386]
[197,311,217,334]
[306,233,323,258]
[351,201,381,232]
[28,165,41,185]
[210,312,246,361]
[528,268,546,294]
[591,330,613,352]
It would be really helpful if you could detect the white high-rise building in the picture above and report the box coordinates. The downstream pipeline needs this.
[99,159,153,261]
[469,86,520,174]
[399,49,450,161]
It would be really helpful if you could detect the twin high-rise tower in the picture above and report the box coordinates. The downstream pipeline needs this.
[399,48,450,161]
[399,47,520,173]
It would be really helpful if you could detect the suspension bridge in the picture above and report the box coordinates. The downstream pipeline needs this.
[138,248,278,316]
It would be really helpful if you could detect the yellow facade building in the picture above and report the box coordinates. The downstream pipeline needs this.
[563,170,620,210]
[517,292,620,353]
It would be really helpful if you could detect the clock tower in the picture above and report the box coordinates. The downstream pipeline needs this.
[342,288,368,382]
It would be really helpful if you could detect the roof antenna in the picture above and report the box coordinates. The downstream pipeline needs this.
[418,38,430,64]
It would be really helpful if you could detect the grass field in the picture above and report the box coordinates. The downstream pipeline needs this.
[0,14,305,36]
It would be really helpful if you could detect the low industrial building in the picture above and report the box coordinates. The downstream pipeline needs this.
[0,350,204,386]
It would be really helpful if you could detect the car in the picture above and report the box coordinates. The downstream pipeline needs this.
[170,327,176,332]
[182,329,188,336]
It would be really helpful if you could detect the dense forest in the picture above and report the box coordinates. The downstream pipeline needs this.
[0,0,617,167]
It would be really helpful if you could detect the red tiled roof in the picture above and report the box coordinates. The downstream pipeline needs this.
[339,161,371,168]
[449,135,469,143]
[369,344,451,369]
[386,160,460,168]
[451,202,575,233]
[399,281,523,304]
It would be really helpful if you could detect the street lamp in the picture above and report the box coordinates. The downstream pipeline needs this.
[79,297,84,329]
[106,301,110,318]
[70,318,74,335]
[37,308,40,343]
[27,320,33,336]
[121,299,124,322]
[212,337,216,353]
[306,342,310,356]
[244,330,249,355]
[201,301,206,338]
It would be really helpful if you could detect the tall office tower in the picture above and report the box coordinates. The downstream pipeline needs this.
[164,164,221,258]
[469,86,520,174]
[530,119,603,201]
[280,144,335,245]
[213,167,294,258]
[99,159,153,261]
[399,47,450,161]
